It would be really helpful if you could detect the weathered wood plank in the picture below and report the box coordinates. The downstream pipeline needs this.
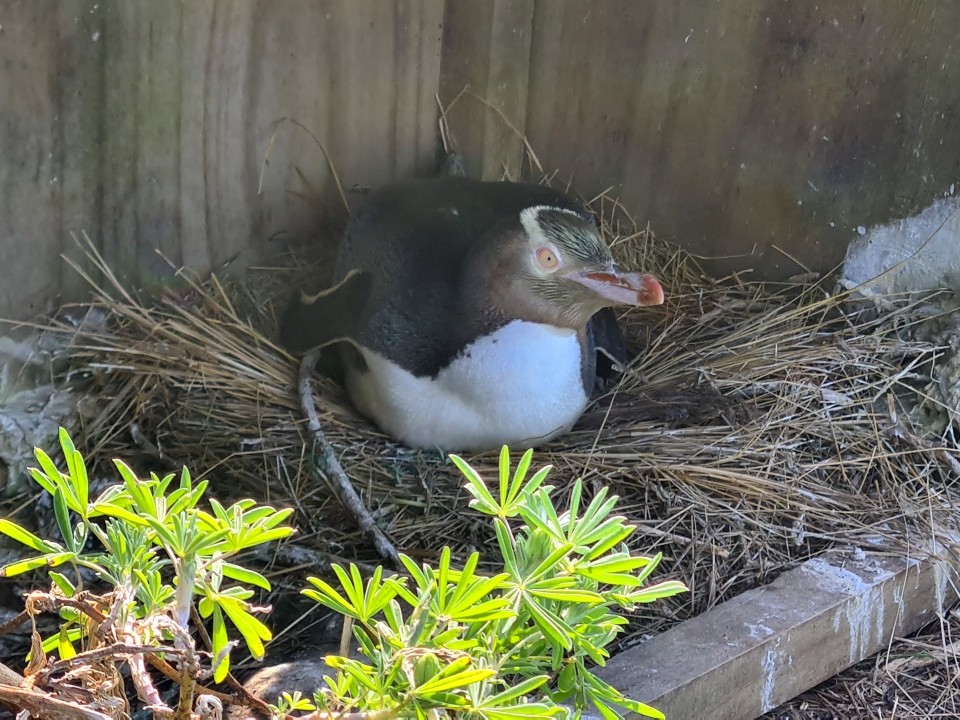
[596,545,960,719]
[0,0,71,318]
[518,0,960,279]
[3,0,960,320]
[0,0,445,320]
[439,0,535,181]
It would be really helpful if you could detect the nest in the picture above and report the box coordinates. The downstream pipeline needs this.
[44,192,960,655]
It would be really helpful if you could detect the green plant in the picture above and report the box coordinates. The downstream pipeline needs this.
[300,447,687,720]
[0,428,295,716]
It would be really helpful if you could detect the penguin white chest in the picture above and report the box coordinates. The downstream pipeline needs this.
[345,320,589,451]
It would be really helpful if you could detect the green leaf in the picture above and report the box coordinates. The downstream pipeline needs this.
[415,668,495,695]
[414,652,444,687]
[2,551,75,577]
[556,662,576,695]
[622,580,689,604]
[221,562,271,591]
[113,460,155,517]
[447,572,510,617]
[481,674,550,706]
[453,454,499,515]
[37,625,84,659]
[633,553,663,585]
[303,577,358,619]
[32,447,65,494]
[525,597,573,651]
[528,587,603,604]
[498,445,512,506]
[522,466,553,500]
[448,598,514,622]
[494,520,519,576]
[331,564,366,620]
[583,524,634,560]
[577,554,651,585]
[60,430,89,517]
[335,658,380,693]
[92,502,150,527]
[52,488,75,551]
[616,697,666,719]
[482,704,566,720]
[0,519,61,554]
[219,599,271,659]
[585,671,665,720]
[589,697,623,720]
[211,605,231,683]
[527,542,575,582]
[57,625,77,660]
[142,516,181,554]
[233,527,294,548]
[437,547,451,612]
[49,571,77,597]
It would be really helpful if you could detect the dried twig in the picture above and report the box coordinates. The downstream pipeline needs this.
[299,350,400,567]
[0,609,29,637]
[0,683,115,720]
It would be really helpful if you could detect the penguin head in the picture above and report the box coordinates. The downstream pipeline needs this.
[506,205,664,329]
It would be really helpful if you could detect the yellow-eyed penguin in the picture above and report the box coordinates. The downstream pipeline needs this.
[281,177,664,451]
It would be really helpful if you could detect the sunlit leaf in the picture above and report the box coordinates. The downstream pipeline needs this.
[211,605,231,683]
[303,577,358,619]
[528,587,603,604]
[524,597,573,651]
[92,502,150,527]
[480,674,550,706]
[452,454,499,515]
[623,580,689,604]
[221,562,271,591]
[2,551,75,577]
[482,704,566,720]
[498,446,512,507]
[414,668,495,695]
[219,597,271,659]
[0,520,61,554]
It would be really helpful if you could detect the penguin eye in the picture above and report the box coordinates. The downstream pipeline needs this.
[536,246,560,271]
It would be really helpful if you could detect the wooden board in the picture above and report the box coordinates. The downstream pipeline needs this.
[0,0,444,320]
[596,545,960,719]
[443,0,960,280]
[3,1,960,320]
[439,0,535,181]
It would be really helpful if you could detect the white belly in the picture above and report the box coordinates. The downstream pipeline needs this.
[344,320,589,451]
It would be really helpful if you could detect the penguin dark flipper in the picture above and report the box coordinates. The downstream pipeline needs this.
[589,308,630,393]
[279,269,372,356]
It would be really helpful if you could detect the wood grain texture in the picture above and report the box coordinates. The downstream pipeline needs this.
[440,0,535,181]
[596,546,960,719]
[2,0,960,320]
[446,0,960,279]
[0,0,444,320]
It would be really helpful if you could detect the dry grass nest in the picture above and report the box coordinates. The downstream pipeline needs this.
[39,188,960,662]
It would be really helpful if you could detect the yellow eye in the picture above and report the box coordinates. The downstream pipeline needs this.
[536,246,559,271]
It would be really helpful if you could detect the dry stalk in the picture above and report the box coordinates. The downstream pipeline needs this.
[299,349,400,568]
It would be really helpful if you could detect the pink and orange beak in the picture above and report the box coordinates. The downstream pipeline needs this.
[566,269,665,307]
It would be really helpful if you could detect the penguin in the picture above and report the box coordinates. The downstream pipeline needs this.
[280,176,664,452]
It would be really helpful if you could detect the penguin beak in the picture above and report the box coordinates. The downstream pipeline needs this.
[565,269,665,307]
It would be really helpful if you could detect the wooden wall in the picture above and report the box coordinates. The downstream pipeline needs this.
[2,0,959,320]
